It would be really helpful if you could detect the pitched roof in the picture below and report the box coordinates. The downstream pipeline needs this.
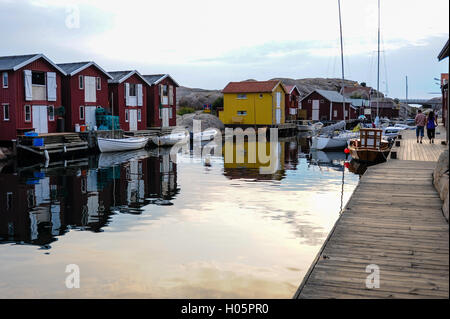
[57,61,112,79]
[222,80,285,93]
[315,89,349,103]
[348,98,370,107]
[284,85,300,94]
[142,74,179,87]
[0,53,66,75]
[107,70,150,86]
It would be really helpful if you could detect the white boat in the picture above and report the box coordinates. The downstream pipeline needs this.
[383,126,405,138]
[97,136,149,153]
[98,149,150,167]
[311,131,359,150]
[151,131,189,146]
[192,128,220,141]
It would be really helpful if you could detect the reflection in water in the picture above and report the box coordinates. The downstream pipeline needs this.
[0,138,360,298]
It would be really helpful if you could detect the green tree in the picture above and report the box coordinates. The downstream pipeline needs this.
[212,96,223,110]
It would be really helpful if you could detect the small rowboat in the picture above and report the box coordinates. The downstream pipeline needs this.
[151,131,189,147]
[97,136,149,153]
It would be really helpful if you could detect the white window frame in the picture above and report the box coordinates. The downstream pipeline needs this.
[79,106,84,120]
[48,105,55,121]
[2,72,8,88]
[125,109,129,122]
[237,94,247,99]
[333,110,338,117]
[24,105,31,122]
[79,75,84,89]
[96,77,101,90]
[237,110,247,115]
[137,109,141,122]
[2,103,10,121]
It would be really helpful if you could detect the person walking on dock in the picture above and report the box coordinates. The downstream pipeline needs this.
[415,109,427,144]
[426,110,438,144]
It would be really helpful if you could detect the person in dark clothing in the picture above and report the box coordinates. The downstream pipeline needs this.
[426,111,438,143]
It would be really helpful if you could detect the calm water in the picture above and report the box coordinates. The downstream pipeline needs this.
[0,138,360,298]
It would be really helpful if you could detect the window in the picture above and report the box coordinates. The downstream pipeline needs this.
[159,109,162,119]
[48,105,55,121]
[2,104,9,121]
[237,94,247,99]
[320,99,324,103]
[333,110,337,117]
[125,109,129,122]
[259,93,263,98]
[162,85,168,96]
[137,109,141,122]
[129,84,136,96]
[96,77,101,90]
[24,105,31,122]
[32,72,45,85]
[2,72,8,88]
[237,110,247,115]
[79,75,84,89]
[79,106,84,120]
[6,192,13,210]
[308,99,311,103]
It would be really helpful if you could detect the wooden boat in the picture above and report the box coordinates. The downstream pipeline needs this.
[151,131,189,147]
[97,136,149,153]
[311,131,359,150]
[348,128,391,163]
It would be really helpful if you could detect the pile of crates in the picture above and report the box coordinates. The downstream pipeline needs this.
[96,107,120,130]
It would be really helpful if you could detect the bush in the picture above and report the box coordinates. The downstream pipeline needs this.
[177,107,195,116]
[212,96,224,110]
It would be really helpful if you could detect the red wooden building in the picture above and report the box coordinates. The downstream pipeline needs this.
[142,74,179,127]
[0,54,66,141]
[299,89,357,122]
[57,61,112,131]
[107,70,150,131]
[284,85,301,121]
[369,99,399,119]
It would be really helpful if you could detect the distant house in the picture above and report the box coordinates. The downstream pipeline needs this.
[284,85,301,121]
[299,89,356,122]
[341,86,375,100]
[219,80,287,126]
[0,54,66,141]
[369,98,399,119]
[107,70,150,131]
[57,61,112,131]
[142,74,179,127]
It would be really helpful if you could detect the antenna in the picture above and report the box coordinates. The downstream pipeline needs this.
[338,0,346,121]
[376,0,380,120]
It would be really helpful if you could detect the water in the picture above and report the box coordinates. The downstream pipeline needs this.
[0,138,360,298]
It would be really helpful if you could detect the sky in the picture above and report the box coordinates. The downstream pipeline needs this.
[0,0,448,99]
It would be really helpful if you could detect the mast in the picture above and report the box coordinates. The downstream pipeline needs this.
[111,92,114,138]
[338,0,346,121]
[376,0,380,120]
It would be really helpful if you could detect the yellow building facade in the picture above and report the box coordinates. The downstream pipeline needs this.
[219,80,286,126]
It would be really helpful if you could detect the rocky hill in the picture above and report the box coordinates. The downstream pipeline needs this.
[177,77,381,109]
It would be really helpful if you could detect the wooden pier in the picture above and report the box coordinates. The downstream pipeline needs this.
[295,124,449,299]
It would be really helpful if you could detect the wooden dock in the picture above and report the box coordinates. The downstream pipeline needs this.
[295,125,449,299]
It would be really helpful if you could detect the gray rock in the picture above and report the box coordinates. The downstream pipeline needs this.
[433,149,449,222]
[177,112,224,132]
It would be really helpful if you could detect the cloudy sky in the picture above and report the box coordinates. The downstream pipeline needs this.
[1,0,448,98]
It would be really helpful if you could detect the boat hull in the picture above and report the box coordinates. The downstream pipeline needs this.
[151,132,189,147]
[98,137,149,153]
[311,136,348,150]
[348,146,390,163]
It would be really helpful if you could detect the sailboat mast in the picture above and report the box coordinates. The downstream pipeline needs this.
[111,92,114,138]
[376,0,380,119]
[338,0,346,121]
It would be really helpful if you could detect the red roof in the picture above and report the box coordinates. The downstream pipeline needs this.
[222,80,283,93]
[284,85,299,94]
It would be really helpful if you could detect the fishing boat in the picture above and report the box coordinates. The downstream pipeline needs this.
[97,136,149,153]
[348,128,391,163]
[151,131,189,146]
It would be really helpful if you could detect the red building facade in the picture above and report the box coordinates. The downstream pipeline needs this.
[284,85,300,121]
[299,89,356,122]
[57,62,112,131]
[143,74,179,127]
[0,54,66,141]
[107,71,149,131]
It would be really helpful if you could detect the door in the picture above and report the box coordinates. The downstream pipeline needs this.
[275,109,281,124]
[129,109,138,131]
[32,105,48,134]
[85,106,97,130]
[162,108,169,127]
[312,100,320,121]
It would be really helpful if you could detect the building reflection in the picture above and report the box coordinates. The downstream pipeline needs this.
[0,149,179,247]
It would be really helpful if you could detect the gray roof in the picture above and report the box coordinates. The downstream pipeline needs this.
[142,74,180,87]
[107,70,151,86]
[348,98,370,107]
[0,53,66,75]
[315,89,350,103]
[57,61,112,78]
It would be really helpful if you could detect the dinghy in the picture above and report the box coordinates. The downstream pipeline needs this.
[97,136,149,153]
[151,131,189,147]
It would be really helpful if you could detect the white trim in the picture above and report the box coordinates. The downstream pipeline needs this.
[79,75,84,89]
[125,109,129,122]
[11,54,67,75]
[62,61,113,79]
[96,77,101,90]
[79,105,84,120]
[2,72,8,88]
[137,109,141,122]
[149,74,180,87]
[48,105,55,121]
[107,70,151,86]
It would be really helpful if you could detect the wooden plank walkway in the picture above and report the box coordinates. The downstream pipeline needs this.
[295,128,449,298]
[390,124,447,162]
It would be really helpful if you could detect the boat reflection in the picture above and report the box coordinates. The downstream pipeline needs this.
[0,149,179,246]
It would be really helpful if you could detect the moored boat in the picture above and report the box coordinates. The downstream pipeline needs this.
[151,131,189,147]
[348,128,391,163]
[311,131,359,150]
[97,136,149,153]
